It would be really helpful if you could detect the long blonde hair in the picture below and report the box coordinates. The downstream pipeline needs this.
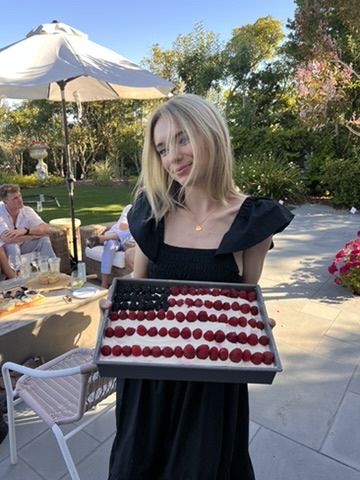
[135,94,238,222]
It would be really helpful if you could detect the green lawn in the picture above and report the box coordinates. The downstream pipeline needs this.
[21,184,133,226]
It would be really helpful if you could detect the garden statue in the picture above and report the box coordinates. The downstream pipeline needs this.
[29,142,49,180]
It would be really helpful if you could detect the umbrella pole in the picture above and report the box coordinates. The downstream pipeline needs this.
[58,81,78,266]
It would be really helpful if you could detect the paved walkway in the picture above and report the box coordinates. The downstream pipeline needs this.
[0,203,359,479]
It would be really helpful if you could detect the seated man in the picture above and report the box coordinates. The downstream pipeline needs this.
[0,184,56,259]
[87,204,134,288]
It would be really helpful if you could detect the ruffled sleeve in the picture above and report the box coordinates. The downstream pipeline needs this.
[127,194,161,262]
[217,196,294,254]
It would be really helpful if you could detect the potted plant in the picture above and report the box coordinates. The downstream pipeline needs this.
[328,231,360,295]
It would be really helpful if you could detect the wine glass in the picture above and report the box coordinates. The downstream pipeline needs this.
[31,251,41,273]
[8,253,22,275]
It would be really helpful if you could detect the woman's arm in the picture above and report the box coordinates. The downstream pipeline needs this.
[242,236,273,284]
[133,244,149,279]
[0,246,16,279]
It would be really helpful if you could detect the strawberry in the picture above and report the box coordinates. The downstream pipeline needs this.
[128,311,137,320]
[213,300,223,310]
[137,310,146,321]
[237,332,247,344]
[259,335,269,346]
[137,325,147,336]
[151,346,162,357]
[181,327,192,339]
[250,305,259,315]
[176,312,185,322]
[159,327,168,337]
[119,310,128,320]
[238,290,248,299]
[204,300,213,309]
[166,310,175,320]
[218,313,228,323]
[231,301,240,311]
[170,287,180,296]
[169,327,180,338]
[208,314,218,322]
[247,291,257,302]
[263,351,274,365]
[203,330,214,341]
[248,318,257,328]
[194,298,203,308]
[176,299,184,307]
[251,352,263,365]
[125,326,135,336]
[197,288,205,295]
[162,346,174,358]
[142,346,151,357]
[122,345,132,357]
[229,348,242,363]
[146,310,156,320]
[196,344,210,359]
[168,298,176,307]
[220,288,230,296]
[229,289,238,298]
[109,311,119,321]
[114,326,125,338]
[180,286,189,295]
[174,346,184,358]
[197,310,208,322]
[185,297,194,306]
[157,309,166,320]
[193,328,202,340]
[226,332,238,343]
[209,346,219,361]
[212,288,220,296]
[214,330,226,343]
[218,347,229,361]
[131,345,142,357]
[186,310,197,322]
[228,316,239,327]
[247,333,259,346]
[239,303,251,314]
[188,287,197,295]
[222,302,230,311]
[105,327,114,337]
[112,345,122,356]
[257,321,265,330]
[183,344,195,359]
[238,316,247,327]
[242,349,251,362]
[101,345,112,356]
[148,326,158,337]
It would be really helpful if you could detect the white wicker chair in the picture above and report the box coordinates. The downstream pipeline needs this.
[1,348,116,480]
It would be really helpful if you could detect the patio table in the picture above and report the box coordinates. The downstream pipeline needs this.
[22,194,61,208]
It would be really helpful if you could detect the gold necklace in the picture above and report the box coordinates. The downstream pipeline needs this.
[190,207,221,232]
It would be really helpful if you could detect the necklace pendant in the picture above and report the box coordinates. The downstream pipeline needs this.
[195,225,202,232]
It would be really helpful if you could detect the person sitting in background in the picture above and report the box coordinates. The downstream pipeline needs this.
[86,204,134,288]
[0,184,56,259]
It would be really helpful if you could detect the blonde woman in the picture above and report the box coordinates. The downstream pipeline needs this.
[107,95,294,480]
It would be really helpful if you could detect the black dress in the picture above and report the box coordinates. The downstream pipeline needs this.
[108,196,294,480]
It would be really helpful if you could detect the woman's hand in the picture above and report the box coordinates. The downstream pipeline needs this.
[268,317,276,329]
[99,298,112,312]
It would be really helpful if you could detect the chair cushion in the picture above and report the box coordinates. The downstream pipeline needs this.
[85,246,125,269]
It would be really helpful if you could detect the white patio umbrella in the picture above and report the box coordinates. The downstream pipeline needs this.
[0,21,173,264]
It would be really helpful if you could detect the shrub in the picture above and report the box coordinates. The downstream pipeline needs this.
[234,154,306,203]
[88,160,119,186]
[0,174,64,189]
[321,156,360,209]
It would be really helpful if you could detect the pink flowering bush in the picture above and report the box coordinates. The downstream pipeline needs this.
[328,231,360,293]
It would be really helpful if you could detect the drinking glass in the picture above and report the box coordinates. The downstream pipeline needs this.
[70,271,84,289]
[8,253,22,275]
[31,251,41,273]
[48,257,61,283]
[19,257,31,279]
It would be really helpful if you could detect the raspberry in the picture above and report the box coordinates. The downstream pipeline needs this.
[189,287,197,295]
[257,321,265,330]
[174,346,184,358]
[218,313,228,323]
[112,345,122,356]
[159,327,168,337]
[151,346,162,357]
[208,314,217,322]
[183,344,195,359]
[242,349,251,362]
[169,327,180,338]
[248,318,257,328]
[259,335,269,346]
[168,298,176,307]
[214,330,225,343]
[194,298,203,308]
[181,327,192,339]
[162,346,174,358]
[204,300,213,309]
[229,348,242,363]
[105,327,114,337]
[222,302,230,311]
[157,309,166,320]
[220,288,230,296]
[128,311,137,320]
[197,311,208,322]
[146,310,156,320]
[122,345,132,356]
[142,346,151,357]
[247,334,259,346]
[231,302,240,311]
[176,312,185,322]
[226,332,238,343]
[137,310,146,321]
[193,328,202,340]
[229,289,238,298]
[237,332,247,344]
[247,291,257,302]
[209,346,219,361]
[213,300,223,310]
[251,352,263,365]
[203,288,211,295]
[180,286,189,295]
[239,303,251,314]
[101,345,112,356]
[228,316,238,327]
[186,310,197,322]
[185,297,194,306]
[119,310,128,320]
[212,288,220,296]
[170,287,180,296]
[204,330,214,341]
[219,347,229,361]
[109,311,119,321]
[137,325,147,336]
[239,290,248,299]
[263,351,274,365]
[114,326,125,338]
[238,316,247,327]
[166,310,175,320]
[196,344,210,359]
[148,326,158,337]
[131,345,142,357]
[125,327,135,336]
[250,306,259,315]
[176,299,184,306]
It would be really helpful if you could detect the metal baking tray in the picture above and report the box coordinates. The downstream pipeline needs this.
[94,279,282,384]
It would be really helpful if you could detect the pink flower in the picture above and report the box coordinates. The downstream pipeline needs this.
[328,263,338,274]
[328,231,360,292]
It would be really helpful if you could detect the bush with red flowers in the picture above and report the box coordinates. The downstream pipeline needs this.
[328,231,360,294]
